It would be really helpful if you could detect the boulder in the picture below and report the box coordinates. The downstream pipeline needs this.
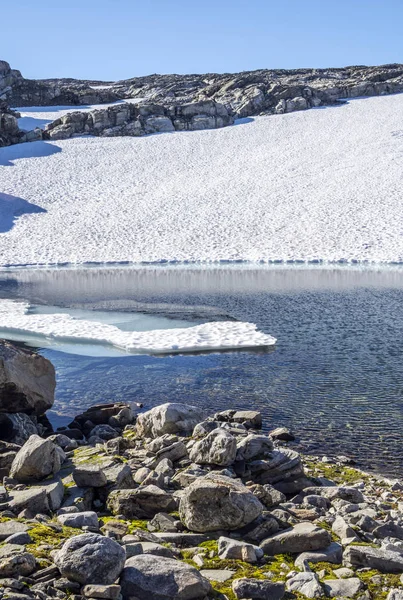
[107,485,177,519]
[54,533,126,585]
[260,522,331,555]
[179,473,263,532]
[218,536,263,563]
[58,511,99,529]
[286,572,324,598]
[0,521,29,541]
[120,554,211,600]
[136,403,206,438]
[294,542,343,569]
[232,578,285,599]
[9,435,62,482]
[0,340,55,415]
[323,578,363,598]
[343,545,403,573]
[189,428,237,466]
[73,466,108,488]
[0,552,36,577]
[235,434,273,461]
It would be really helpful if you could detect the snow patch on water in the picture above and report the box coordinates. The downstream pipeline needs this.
[0,300,276,354]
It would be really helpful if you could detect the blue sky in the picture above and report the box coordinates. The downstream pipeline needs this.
[2,0,402,80]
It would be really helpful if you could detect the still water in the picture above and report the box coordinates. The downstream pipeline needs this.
[0,265,402,477]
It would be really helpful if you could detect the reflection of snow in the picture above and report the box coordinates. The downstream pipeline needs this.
[0,300,276,355]
[2,94,403,266]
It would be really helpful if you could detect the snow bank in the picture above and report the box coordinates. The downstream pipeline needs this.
[0,300,276,354]
[1,94,403,266]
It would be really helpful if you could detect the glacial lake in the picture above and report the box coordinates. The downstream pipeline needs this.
[0,265,402,478]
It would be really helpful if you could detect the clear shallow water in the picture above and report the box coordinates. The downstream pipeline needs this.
[0,265,402,477]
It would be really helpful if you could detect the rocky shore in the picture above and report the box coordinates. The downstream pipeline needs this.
[0,340,402,600]
[1,59,403,146]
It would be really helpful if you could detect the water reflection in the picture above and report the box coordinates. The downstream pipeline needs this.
[0,265,402,477]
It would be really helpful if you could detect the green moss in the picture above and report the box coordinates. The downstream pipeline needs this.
[356,570,402,599]
[127,519,149,532]
[26,523,81,560]
[303,458,371,486]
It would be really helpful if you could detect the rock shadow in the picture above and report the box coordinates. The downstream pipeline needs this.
[0,140,62,167]
[0,193,47,233]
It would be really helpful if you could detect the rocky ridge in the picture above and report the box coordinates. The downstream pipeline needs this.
[0,341,402,600]
[1,59,403,145]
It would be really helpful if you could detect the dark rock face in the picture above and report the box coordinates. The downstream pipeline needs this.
[43,99,234,140]
[0,340,56,415]
[0,100,21,146]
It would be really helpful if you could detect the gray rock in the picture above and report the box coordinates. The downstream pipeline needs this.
[0,552,36,577]
[260,522,331,555]
[331,516,359,543]
[387,590,403,600]
[120,554,211,600]
[247,484,286,509]
[82,585,121,599]
[3,413,39,446]
[286,572,324,598]
[0,341,55,415]
[200,569,235,582]
[0,521,29,541]
[294,542,343,569]
[189,428,237,466]
[218,536,263,563]
[236,434,273,461]
[58,511,99,529]
[4,532,32,545]
[323,577,363,598]
[73,466,108,488]
[103,463,135,489]
[232,577,285,599]
[374,522,403,541]
[7,487,50,515]
[54,533,126,585]
[48,433,78,451]
[89,424,119,440]
[136,403,206,438]
[179,473,263,532]
[107,485,176,519]
[9,435,62,482]
[343,544,403,573]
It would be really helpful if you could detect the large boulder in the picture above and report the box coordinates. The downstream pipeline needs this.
[120,554,211,600]
[108,485,177,519]
[260,522,331,555]
[179,473,263,532]
[0,341,55,415]
[189,428,237,466]
[343,545,403,573]
[136,403,206,438]
[54,533,126,585]
[9,435,62,482]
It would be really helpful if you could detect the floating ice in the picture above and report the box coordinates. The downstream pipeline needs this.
[0,300,276,354]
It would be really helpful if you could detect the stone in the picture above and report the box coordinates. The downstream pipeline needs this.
[236,434,273,461]
[200,569,235,582]
[150,532,212,547]
[260,522,331,555]
[333,567,355,579]
[82,585,121,599]
[232,578,285,599]
[286,572,324,598]
[107,485,176,519]
[0,552,36,577]
[4,532,32,545]
[120,554,211,600]
[323,578,363,598]
[179,473,263,532]
[343,545,403,573]
[103,463,135,489]
[73,466,108,488]
[332,516,359,543]
[189,428,237,466]
[9,435,62,482]
[89,424,119,440]
[58,511,99,529]
[294,542,343,569]
[387,591,403,600]
[54,533,125,585]
[0,521,29,541]
[247,484,286,509]
[218,536,263,563]
[48,433,78,451]
[269,427,295,441]
[374,522,403,541]
[7,487,50,515]
[1,413,39,446]
[148,512,182,533]
[0,340,55,415]
[136,403,206,438]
